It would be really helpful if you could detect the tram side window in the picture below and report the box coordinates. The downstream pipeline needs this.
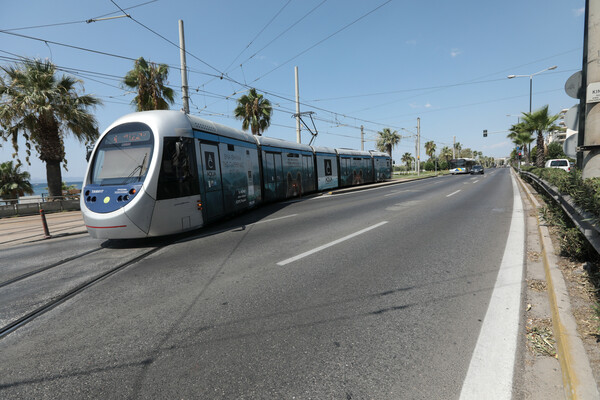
[157,137,200,200]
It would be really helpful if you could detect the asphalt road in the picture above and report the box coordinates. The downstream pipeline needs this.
[0,168,521,399]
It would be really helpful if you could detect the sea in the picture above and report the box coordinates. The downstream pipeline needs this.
[30,181,84,197]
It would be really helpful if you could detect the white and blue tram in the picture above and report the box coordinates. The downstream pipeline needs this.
[81,111,391,239]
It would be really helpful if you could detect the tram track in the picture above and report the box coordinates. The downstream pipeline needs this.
[0,245,163,339]
[0,248,103,289]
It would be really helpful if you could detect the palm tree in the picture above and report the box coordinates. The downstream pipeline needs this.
[424,140,437,160]
[0,161,34,204]
[454,142,462,158]
[521,105,561,167]
[0,58,101,198]
[508,121,534,163]
[376,128,401,159]
[440,146,453,163]
[233,88,272,135]
[123,57,175,111]
[401,152,414,169]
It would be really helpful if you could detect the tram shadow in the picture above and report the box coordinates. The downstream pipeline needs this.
[100,200,296,249]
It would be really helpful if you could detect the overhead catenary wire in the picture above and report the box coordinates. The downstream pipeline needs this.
[249,0,393,84]
[222,0,293,73]
[0,5,573,157]
[0,0,159,32]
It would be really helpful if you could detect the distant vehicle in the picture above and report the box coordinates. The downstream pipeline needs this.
[544,159,571,172]
[449,158,476,174]
[470,165,484,175]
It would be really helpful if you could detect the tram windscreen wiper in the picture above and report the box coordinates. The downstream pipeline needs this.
[120,153,148,184]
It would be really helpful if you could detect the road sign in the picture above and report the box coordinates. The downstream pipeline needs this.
[587,82,600,103]
[565,71,582,99]
[565,105,579,130]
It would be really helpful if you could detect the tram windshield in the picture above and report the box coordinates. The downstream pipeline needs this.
[90,122,154,186]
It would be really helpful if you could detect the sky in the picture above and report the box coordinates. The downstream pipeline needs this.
[0,0,586,182]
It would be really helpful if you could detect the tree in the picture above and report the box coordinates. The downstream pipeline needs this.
[440,146,453,164]
[507,121,534,163]
[376,128,401,160]
[454,142,462,158]
[233,88,272,135]
[521,105,561,167]
[424,140,437,160]
[401,152,414,169]
[123,57,175,111]
[0,161,33,204]
[0,58,101,198]
[547,141,566,159]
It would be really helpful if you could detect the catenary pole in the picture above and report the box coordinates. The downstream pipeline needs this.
[295,66,301,143]
[417,117,421,176]
[178,20,190,114]
[361,125,364,151]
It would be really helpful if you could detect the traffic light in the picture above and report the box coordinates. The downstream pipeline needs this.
[483,129,488,137]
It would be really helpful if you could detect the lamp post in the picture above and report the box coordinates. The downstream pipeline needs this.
[507,65,557,113]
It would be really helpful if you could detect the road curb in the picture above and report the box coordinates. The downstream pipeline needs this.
[325,174,440,195]
[515,169,600,399]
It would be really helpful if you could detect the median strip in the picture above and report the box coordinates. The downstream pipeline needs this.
[277,221,388,266]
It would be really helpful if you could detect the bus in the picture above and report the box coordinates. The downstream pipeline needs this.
[449,158,476,174]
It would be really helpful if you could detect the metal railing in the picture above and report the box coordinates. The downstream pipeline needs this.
[0,196,80,218]
[520,170,600,256]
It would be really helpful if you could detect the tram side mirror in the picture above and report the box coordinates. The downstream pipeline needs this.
[86,145,93,162]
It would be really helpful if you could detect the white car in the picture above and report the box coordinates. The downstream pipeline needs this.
[544,159,571,172]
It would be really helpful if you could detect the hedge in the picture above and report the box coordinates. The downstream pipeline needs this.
[521,166,600,221]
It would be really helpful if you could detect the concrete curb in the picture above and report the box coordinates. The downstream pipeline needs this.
[325,174,440,195]
[515,170,600,399]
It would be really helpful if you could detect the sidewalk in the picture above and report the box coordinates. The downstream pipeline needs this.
[0,210,87,248]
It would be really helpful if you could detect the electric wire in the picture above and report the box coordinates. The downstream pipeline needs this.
[222,0,293,73]
[250,0,393,84]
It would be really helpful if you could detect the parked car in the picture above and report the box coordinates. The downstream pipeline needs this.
[544,159,571,172]
[470,165,484,175]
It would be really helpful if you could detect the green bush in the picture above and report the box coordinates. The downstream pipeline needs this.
[522,167,600,221]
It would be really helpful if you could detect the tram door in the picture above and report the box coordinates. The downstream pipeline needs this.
[302,155,314,193]
[199,142,224,221]
[264,152,283,202]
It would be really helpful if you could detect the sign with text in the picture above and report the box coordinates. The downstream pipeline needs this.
[587,82,600,103]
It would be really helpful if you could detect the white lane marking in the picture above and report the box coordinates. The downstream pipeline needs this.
[459,171,524,399]
[446,190,461,197]
[277,221,388,266]
[249,214,298,226]
[473,180,479,184]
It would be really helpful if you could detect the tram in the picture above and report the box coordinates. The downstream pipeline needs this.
[81,111,392,239]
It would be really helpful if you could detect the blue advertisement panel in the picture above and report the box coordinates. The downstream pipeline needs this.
[373,157,391,181]
[219,142,261,212]
[316,154,338,190]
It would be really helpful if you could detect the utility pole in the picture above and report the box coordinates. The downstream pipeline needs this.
[582,0,600,178]
[453,136,456,159]
[295,66,301,143]
[361,125,364,151]
[178,20,190,114]
[417,117,421,176]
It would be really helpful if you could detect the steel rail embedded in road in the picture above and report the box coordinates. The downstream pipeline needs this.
[0,248,103,289]
[0,247,162,339]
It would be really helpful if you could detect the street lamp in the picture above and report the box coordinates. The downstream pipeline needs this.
[507,65,557,113]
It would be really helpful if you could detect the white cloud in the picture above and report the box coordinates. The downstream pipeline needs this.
[450,49,462,58]
[424,103,432,108]
[574,7,584,17]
